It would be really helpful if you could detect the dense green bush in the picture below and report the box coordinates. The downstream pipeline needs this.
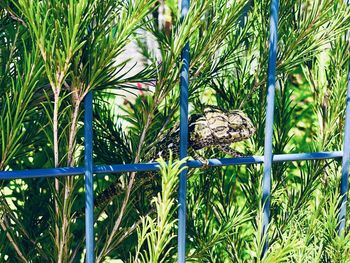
[2,0,350,262]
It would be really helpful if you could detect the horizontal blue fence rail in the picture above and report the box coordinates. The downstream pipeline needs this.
[0,151,343,180]
[1,0,350,262]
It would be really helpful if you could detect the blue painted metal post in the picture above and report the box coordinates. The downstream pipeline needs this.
[338,0,350,233]
[178,0,190,262]
[262,0,279,257]
[84,91,94,263]
[338,63,350,236]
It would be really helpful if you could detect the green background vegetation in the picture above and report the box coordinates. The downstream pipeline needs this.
[1,0,350,262]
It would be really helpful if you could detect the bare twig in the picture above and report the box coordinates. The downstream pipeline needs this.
[96,111,154,262]
[67,97,82,166]
[0,215,28,263]
[6,9,27,28]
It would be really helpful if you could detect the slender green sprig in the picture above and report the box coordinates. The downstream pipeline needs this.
[133,152,186,263]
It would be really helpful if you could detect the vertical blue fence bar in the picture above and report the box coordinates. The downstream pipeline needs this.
[84,91,94,263]
[338,0,350,234]
[338,62,350,235]
[262,0,279,256]
[178,0,190,262]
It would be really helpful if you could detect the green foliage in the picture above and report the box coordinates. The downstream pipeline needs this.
[133,152,186,263]
[2,0,350,262]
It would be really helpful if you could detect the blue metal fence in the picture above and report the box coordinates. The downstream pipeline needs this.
[262,0,279,255]
[178,0,190,261]
[1,1,350,262]
[339,0,350,236]
[84,91,94,263]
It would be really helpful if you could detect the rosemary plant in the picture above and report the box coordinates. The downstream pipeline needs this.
[2,0,350,262]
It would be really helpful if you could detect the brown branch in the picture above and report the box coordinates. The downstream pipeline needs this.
[0,215,28,263]
[67,92,82,166]
[96,111,154,262]
[53,91,61,262]
[6,9,27,28]
[0,196,50,260]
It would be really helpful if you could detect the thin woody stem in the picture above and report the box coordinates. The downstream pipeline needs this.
[53,92,60,168]
[67,99,81,166]
[96,111,154,262]
[53,91,61,262]
[59,92,81,261]
[51,60,71,263]
[0,215,28,263]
